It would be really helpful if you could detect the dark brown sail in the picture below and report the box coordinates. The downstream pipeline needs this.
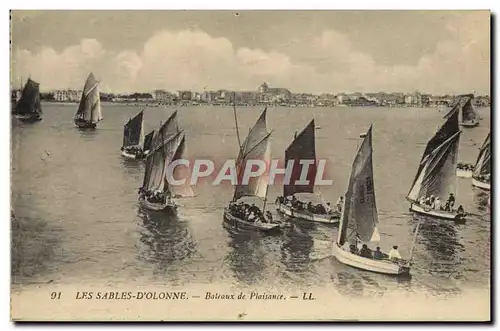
[283,119,316,197]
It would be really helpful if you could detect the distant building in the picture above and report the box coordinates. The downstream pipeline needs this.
[176,90,193,101]
[153,89,175,103]
[54,89,82,102]
[258,82,291,103]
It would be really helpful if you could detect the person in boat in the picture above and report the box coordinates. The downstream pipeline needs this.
[315,203,327,214]
[457,205,465,215]
[359,244,372,258]
[349,244,359,255]
[326,202,332,213]
[388,246,402,261]
[336,196,344,213]
[447,193,455,209]
[434,197,442,210]
[373,247,385,260]
[265,211,273,223]
[444,201,451,212]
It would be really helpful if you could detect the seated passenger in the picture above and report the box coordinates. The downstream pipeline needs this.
[373,247,384,260]
[359,244,372,258]
[388,245,402,261]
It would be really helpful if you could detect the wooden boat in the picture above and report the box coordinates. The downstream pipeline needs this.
[13,78,43,122]
[138,130,195,213]
[471,133,491,191]
[223,107,281,234]
[74,72,102,129]
[121,110,146,159]
[444,94,479,128]
[332,125,415,276]
[276,119,340,225]
[407,106,466,222]
[456,162,473,178]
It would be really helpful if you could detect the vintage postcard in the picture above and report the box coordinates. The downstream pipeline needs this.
[10,10,491,321]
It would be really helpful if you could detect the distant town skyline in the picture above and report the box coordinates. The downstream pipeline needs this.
[10,10,490,95]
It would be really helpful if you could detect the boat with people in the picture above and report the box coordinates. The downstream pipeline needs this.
[456,162,474,178]
[74,72,103,129]
[121,110,147,159]
[138,130,195,213]
[12,78,43,123]
[444,94,479,128]
[471,132,491,191]
[223,106,281,234]
[275,119,340,224]
[406,103,467,222]
[332,125,417,276]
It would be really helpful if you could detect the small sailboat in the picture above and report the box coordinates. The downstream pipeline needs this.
[223,107,281,234]
[444,94,479,128]
[74,72,102,129]
[13,78,43,122]
[332,125,414,276]
[121,110,146,159]
[138,130,194,213]
[407,106,466,222]
[276,119,340,224]
[471,132,491,191]
[456,162,474,178]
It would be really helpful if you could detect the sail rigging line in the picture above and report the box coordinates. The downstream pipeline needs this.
[146,129,185,159]
[233,104,243,155]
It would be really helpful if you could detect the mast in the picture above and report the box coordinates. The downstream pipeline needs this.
[233,103,243,154]
[408,221,421,262]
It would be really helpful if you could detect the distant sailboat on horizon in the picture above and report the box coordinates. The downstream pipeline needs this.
[74,72,103,129]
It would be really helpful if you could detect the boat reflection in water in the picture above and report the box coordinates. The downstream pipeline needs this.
[410,215,464,296]
[136,208,197,281]
[280,222,314,276]
[223,231,271,286]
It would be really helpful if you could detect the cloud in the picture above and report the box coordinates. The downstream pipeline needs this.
[11,13,489,95]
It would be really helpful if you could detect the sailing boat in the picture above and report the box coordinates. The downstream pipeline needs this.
[471,132,491,191]
[13,78,43,122]
[406,105,466,221]
[444,94,479,128]
[138,130,195,213]
[74,72,103,129]
[332,125,413,276]
[121,110,146,159]
[223,108,281,234]
[276,119,340,224]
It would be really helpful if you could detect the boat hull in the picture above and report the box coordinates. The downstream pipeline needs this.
[409,203,464,221]
[14,113,42,123]
[332,243,409,276]
[276,203,339,224]
[223,209,281,234]
[456,169,473,178]
[472,177,491,191]
[75,119,97,129]
[460,121,479,128]
[139,197,177,214]
[121,150,146,160]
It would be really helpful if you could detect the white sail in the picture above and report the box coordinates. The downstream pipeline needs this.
[233,109,271,201]
[337,125,380,247]
[169,134,196,198]
[473,133,491,177]
[76,72,102,124]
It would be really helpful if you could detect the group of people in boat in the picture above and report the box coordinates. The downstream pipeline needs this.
[348,243,403,262]
[417,193,465,215]
[457,162,474,171]
[228,201,275,223]
[474,173,491,183]
[276,195,340,215]
[122,146,147,158]
[138,187,173,205]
